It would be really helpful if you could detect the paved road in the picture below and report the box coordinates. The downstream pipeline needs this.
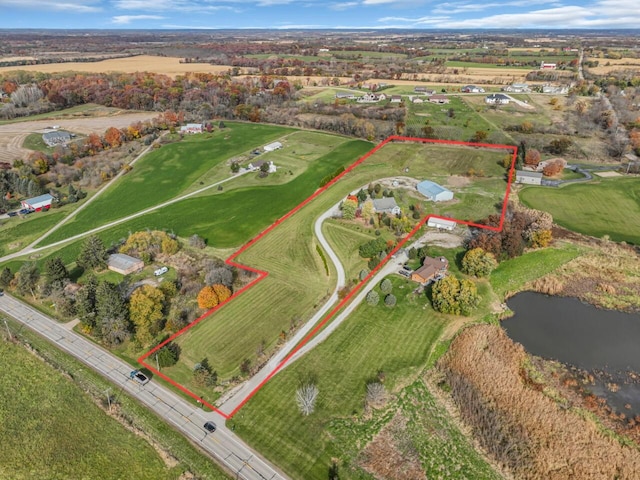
[0,293,288,480]
[217,200,346,414]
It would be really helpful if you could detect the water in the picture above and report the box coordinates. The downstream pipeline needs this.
[503,291,640,416]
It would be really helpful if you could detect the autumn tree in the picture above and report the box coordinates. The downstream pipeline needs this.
[431,275,480,316]
[197,285,219,309]
[342,198,357,220]
[129,285,165,346]
[212,284,231,303]
[461,248,498,278]
[472,130,488,142]
[542,159,564,177]
[524,148,541,166]
[77,235,107,270]
[361,199,375,223]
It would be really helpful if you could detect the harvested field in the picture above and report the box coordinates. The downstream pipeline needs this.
[594,170,621,177]
[584,57,640,75]
[0,55,233,78]
[0,111,155,163]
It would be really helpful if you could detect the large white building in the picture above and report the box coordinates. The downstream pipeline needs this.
[263,141,283,152]
[427,217,457,231]
[417,180,454,202]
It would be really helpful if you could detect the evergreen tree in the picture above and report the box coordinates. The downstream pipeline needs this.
[77,235,108,270]
[0,267,13,288]
[44,257,69,290]
[76,275,99,332]
[16,262,39,297]
[96,281,130,345]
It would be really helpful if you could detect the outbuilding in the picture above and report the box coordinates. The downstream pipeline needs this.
[263,141,283,152]
[107,253,144,275]
[515,170,543,185]
[417,180,454,202]
[427,217,457,231]
[21,193,54,211]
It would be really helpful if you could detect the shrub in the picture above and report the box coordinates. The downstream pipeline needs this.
[384,294,397,308]
[359,269,369,281]
[156,342,180,367]
[380,278,392,293]
[366,290,380,306]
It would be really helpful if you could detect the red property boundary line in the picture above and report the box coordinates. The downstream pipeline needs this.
[138,135,518,419]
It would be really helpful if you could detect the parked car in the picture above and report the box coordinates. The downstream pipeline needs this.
[7,212,17,217]
[130,370,150,385]
[18,209,31,215]
[398,270,410,278]
[154,266,168,276]
[203,421,217,433]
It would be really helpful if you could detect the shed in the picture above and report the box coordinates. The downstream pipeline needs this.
[417,180,453,202]
[107,254,144,275]
[263,141,283,152]
[515,170,543,185]
[427,217,457,231]
[21,193,53,211]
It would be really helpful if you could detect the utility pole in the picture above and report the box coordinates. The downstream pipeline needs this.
[104,388,112,412]
[3,318,11,340]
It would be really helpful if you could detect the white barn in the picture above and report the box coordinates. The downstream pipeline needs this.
[264,141,283,152]
[515,170,543,185]
[180,123,203,134]
[427,217,457,231]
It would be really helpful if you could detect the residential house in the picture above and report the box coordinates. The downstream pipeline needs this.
[248,159,277,173]
[502,83,530,93]
[411,96,424,104]
[515,170,543,185]
[335,92,356,100]
[390,95,402,103]
[372,197,401,216]
[357,92,386,103]
[485,93,510,105]
[107,253,144,275]
[417,180,453,202]
[411,256,449,284]
[540,62,557,70]
[179,123,203,134]
[427,218,456,231]
[461,85,484,93]
[263,141,283,152]
[21,193,54,211]
[428,94,450,104]
[414,86,435,95]
[42,130,71,147]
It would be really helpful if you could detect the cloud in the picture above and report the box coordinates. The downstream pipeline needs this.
[329,1,359,9]
[432,0,560,15]
[0,0,102,12]
[112,14,165,24]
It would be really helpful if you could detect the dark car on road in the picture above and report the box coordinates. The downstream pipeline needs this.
[204,421,217,433]
[130,370,150,385]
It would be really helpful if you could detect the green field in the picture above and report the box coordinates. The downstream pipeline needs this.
[0,338,179,479]
[41,123,294,245]
[322,219,377,281]
[0,210,65,256]
[490,243,583,299]
[22,132,55,153]
[405,96,508,143]
[445,61,533,69]
[231,275,499,479]
[519,178,640,245]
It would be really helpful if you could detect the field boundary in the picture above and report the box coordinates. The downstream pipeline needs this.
[138,135,518,419]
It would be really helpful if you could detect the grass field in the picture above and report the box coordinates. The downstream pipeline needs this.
[0,338,180,480]
[22,132,55,152]
[1,317,230,480]
[322,219,377,281]
[0,104,120,125]
[405,96,505,143]
[519,178,640,245]
[0,210,65,256]
[230,275,499,479]
[490,242,583,299]
[41,123,294,245]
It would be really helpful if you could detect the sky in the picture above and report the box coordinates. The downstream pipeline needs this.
[1,0,640,30]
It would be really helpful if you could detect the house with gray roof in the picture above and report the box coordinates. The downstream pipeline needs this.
[515,170,543,185]
[107,254,144,275]
[372,197,401,215]
[42,130,71,147]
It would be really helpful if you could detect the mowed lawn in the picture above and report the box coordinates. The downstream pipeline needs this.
[0,340,180,480]
[0,211,64,257]
[519,177,640,245]
[231,276,456,479]
[41,123,294,246]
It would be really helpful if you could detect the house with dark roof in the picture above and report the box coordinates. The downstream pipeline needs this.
[390,95,402,103]
[414,86,436,95]
[428,94,450,104]
[461,85,484,93]
[42,131,71,147]
[485,93,510,105]
[411,256,449,284]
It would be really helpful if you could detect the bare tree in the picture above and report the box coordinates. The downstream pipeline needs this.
[365,382,387,409]
[296,384,319,416]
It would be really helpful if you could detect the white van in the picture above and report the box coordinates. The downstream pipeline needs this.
[154,266,168,276]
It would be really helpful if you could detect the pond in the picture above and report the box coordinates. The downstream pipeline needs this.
[503,291,640,416]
